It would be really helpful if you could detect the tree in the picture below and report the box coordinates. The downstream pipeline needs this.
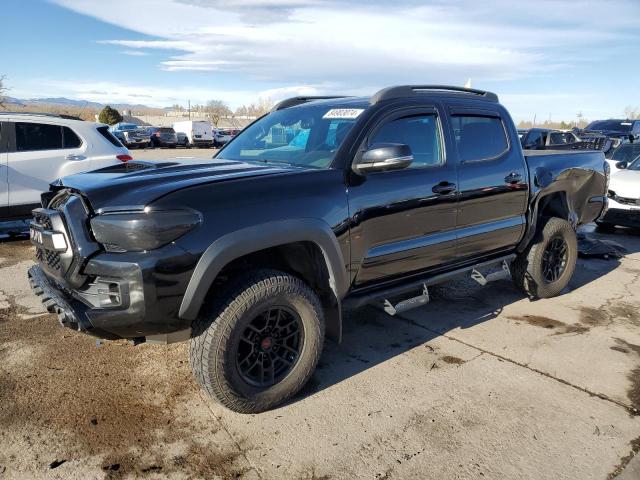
[235,98,274,117]
[624,106,640,120]
[203,99,232,126]
[98,105,123,125]
[0,75,8,109]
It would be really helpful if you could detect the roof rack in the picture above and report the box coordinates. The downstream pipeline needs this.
[271,96,350,111]
[0,111,84,121]
[371,85,499,104]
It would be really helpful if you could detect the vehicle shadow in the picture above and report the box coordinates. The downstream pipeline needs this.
[291,225,640,404]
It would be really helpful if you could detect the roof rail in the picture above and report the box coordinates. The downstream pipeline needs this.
[371,85,499,104]
[0,111,84,121]
[271,96,350,111]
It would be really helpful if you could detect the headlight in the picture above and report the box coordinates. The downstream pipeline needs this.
[90,208,202,252]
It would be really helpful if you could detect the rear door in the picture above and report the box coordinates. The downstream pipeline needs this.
[8,121,84,213]
[0,122,8,216]
[348,104,459,287]
[447,106,528,260]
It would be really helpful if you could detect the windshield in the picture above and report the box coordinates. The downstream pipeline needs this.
[586,120,632,132]
[611,144,640,162]
[217,103,364,168]
[629,157,640,171]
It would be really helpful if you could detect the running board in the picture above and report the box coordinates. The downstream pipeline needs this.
[343,253,517,313]
[383,284,430,316]
[471,260,511,286]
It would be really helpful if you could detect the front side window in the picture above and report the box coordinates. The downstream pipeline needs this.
[451,115,508,161]
[218,103,364,168]
[16,122,63,152]
[369,114,442,168]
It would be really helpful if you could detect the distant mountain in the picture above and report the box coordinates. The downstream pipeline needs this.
[2,96,158,111]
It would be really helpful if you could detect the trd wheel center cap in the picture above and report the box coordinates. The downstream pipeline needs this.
[260,337,273,351]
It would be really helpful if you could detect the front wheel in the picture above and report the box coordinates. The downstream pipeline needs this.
[189,270,325,413]
[511,217,578,299]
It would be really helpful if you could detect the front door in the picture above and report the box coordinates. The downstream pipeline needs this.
[347,105,459,288]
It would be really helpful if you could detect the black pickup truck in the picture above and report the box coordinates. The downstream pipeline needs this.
[28,85,608,413]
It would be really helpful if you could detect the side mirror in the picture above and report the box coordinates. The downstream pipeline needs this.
[355,143,413,174]
[616,161,628,169]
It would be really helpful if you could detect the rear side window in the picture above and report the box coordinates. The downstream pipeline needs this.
[62,127,82,148]
[451,115,508,162]
[369,114,442,168]
[16,122,63,151]
[97,126,124,147]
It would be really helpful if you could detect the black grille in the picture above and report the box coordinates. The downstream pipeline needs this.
[33,211,61,272]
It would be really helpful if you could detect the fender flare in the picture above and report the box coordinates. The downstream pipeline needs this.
[178,218,349,335]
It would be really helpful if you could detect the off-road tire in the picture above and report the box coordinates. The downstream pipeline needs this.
[189,270,324,413]
[511,217,577,299]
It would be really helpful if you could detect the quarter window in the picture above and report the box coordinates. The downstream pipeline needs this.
[62,127,82,148]
[451,115,508,162]
[16,122,63,152]
[369,115,442,168]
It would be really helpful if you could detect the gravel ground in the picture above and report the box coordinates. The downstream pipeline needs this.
[0,226,639,479]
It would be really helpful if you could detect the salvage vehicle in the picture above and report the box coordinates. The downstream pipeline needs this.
[213,128,239,147]
[597,156,640,231]
[172,120,214,148]
[109,123,151,149]
[27,85,608,413]
[0,112,132,218]
[147,127,178,148]
[520,128,606,151]
[579,119,640,156]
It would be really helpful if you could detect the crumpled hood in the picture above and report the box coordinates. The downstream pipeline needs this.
[610,169,640,199]
[53,159,299,210]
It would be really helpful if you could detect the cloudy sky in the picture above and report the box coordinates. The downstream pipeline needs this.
[2,0,639,121]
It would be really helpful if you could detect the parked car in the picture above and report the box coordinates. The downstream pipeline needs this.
[28,85,607,413]
[579,119,640,156]
[109,123,151,149]
[520,128,607,151]
[0,112,132,218]
[213,128,239,147]
[176,131,190,148]
[597,156,640,230]
[172,120,213,147]
[147,127,178,148]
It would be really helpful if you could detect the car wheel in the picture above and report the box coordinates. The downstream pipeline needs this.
[511,217,577,299]
[190,269,324,413]
[595,221,616,233]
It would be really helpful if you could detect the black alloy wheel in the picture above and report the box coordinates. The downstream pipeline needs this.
[236,306,303,387]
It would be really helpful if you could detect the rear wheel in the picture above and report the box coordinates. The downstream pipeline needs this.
[511,217,577,299]
[190,270,324,413]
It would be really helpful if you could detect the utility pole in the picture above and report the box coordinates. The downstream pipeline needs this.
[188,100,191,119]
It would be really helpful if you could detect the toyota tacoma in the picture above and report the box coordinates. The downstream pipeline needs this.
[28,85,609,413]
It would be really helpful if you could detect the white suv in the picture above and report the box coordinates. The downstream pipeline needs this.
[0,113,132,218]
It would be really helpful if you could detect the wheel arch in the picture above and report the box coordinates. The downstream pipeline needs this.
[518,190,574,252]
[179,219,348,342]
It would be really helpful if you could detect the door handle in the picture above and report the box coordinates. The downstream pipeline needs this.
[504,172,522,184]
[432,181,457,195]
[65,154,85,161]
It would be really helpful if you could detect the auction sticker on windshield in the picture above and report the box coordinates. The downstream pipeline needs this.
[323,109,364,120]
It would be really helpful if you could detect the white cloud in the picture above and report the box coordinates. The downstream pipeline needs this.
[120,50,149,56]
[53,0,639,85]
